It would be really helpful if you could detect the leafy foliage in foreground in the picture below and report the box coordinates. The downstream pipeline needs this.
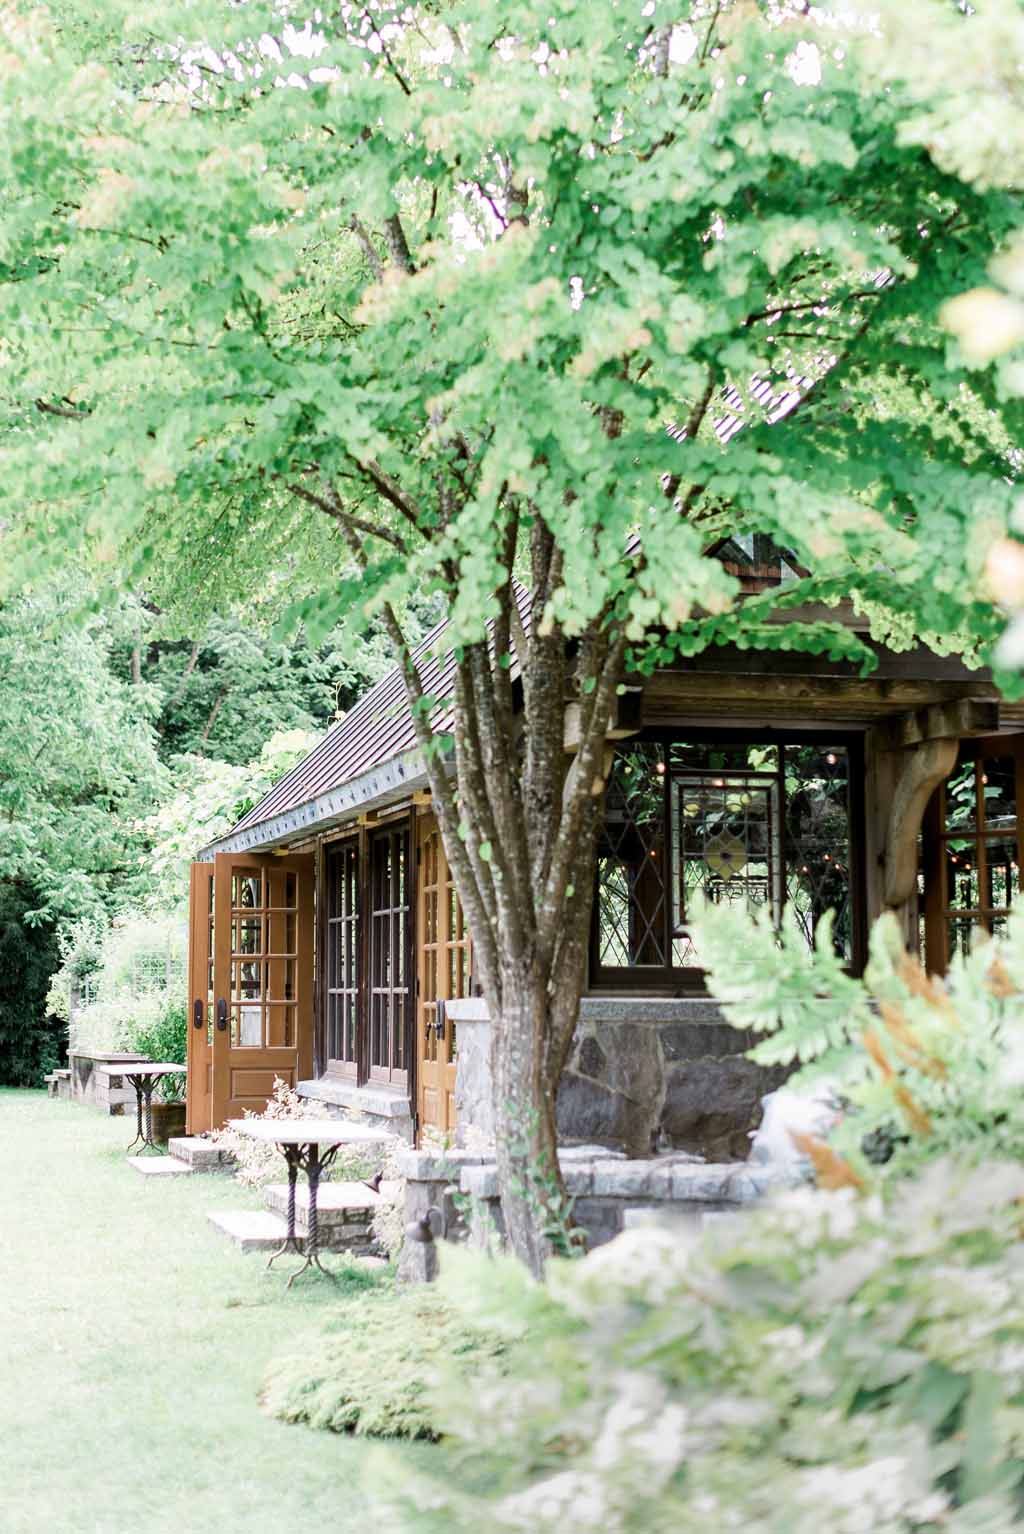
[691,904,1024,1183]
[264,1285,503,1441]
[376,1163,1024,1532]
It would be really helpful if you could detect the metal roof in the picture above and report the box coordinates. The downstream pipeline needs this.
[203,585,533,856]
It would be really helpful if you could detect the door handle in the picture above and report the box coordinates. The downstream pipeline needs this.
[216,998,228,1032]
[432,999,446,1041]
[193,999,204,1030]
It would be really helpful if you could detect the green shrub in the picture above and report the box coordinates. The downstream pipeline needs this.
[372,913,1024,1533]
[127,999,187,1067]
[0,884,61,1085]
[69,995,163,1055]
[263,1284,504,1440]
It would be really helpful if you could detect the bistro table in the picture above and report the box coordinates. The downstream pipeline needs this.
[229,1119,391,1286]
[118,1063,187,1154]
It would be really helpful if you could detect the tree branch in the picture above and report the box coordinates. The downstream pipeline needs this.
[383,214,416,273]
[288,481,409,552]
[349,216,383,280]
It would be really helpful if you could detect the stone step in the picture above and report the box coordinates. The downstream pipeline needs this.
[167,1136,236,1172]
[208,1210,292,1252]
[127,1155,195,1177]
[263,1178,399,1231]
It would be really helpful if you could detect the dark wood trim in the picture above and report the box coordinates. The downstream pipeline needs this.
[357,822,370,1087]
[366,818,412,1090]
[313,834,325,1078]
[405,808,417,1125]
[847,733,868,977]
[589,728,868,991]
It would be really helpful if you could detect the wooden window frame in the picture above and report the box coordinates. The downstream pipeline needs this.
[367,822,412,1088]
[922,734,1024,975]
[589,728,867,993]
[317,813,416,1092]
[322,835,360,1081]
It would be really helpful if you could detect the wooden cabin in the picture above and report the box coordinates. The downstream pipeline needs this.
[187,548,1023,1152]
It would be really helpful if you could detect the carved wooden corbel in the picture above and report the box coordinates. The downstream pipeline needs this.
[883,736,958,908]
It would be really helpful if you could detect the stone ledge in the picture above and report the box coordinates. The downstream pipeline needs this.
[264,1179,400,1227]
[396,1147,490,1182]
[297,1078,412,1119]
[446,997,732,1026]
[580,997,727,1025]
[459,1156,782,1207]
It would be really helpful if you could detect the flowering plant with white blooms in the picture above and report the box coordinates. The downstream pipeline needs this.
[375,1156,1024,1532]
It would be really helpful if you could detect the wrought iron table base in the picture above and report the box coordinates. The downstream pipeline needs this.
[267,1141,342,1288]
[125,1076,164,1155]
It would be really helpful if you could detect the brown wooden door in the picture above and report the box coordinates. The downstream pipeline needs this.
[416,818,467,1137]
[186,861,215,1135]
[210,851,314,1127]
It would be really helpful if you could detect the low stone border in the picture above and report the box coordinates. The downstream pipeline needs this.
[397,1144,799,1272]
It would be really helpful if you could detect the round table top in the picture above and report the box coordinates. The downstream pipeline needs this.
[115,1062,187,1076]
[227,1118,392,1145]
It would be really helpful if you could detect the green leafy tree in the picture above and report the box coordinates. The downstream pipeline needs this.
[130,611,426,765]
[3,0,1021,1267]
[0,589,164,926]
[135,727,318,912]
[0,883,61,1084]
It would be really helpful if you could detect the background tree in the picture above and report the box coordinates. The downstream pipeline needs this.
[130,608,434,764]
[2,0,1021,1268]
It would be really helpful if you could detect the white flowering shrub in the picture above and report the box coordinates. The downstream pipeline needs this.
[375,1158,1024,1533]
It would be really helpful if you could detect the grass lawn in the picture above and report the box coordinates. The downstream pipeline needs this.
[0,1089,435,1534]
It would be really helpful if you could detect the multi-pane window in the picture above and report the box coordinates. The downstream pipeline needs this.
[923,745,1022,971]
[227,867,298,1046]
[594,737,856,983]
[325,840,359,1073]
[369,826,411,1085]
[322,820,414,1088]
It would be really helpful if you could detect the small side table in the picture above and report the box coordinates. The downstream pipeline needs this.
[119,1064,187,1154]
[229,1119,391,1287]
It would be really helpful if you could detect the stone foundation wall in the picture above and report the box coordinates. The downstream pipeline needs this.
[450,997,789,1161]
[398,1144,791,1266]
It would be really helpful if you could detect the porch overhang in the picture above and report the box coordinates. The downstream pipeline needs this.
[197,746,439,860]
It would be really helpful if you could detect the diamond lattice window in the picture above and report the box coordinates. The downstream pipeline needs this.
[594,738,855,980]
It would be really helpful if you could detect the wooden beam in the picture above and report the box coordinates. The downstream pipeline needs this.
[884,737,958,908]
[563,687,643,754]
[641,671,994,719]
[875,699,999,753]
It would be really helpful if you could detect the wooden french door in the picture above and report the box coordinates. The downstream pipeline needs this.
[416,817,469,1137]
[201,851,315,1127]
[922,735,1024,973]
[367,825,412,1087]
[186,862,214,1134]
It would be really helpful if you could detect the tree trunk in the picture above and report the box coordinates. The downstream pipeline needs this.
[491,972,561,1278]
[488,799,602,1276]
